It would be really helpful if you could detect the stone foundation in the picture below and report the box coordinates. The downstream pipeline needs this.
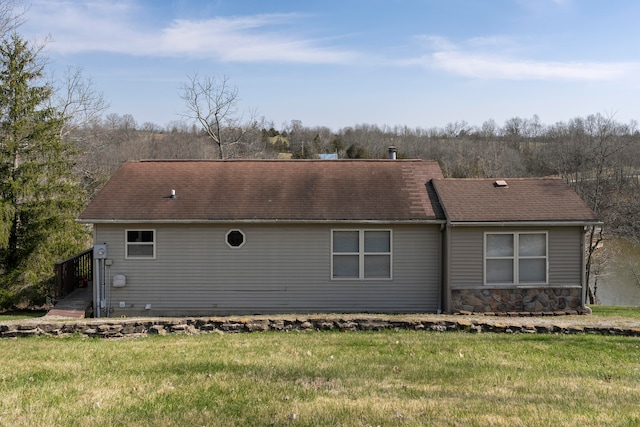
[451,287,583,314]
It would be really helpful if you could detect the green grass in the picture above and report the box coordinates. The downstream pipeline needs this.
[0,331,639,427]
[0,310,46,321]
[590,305,640,319]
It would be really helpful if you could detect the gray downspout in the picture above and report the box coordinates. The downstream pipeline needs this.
[437,222,450,314]
[437,223,444,314]
[94,257,101,318]
[443,223,451,313]
[581,227,591,314]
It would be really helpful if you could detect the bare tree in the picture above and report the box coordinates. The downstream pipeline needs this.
[541,113,637,303]
[444,120,470,138]
[503,116,524,142]
[54,66,110,138]
[523,114,544,138]
[480,119,498,141]
[0,0,25,39]
[180,74,257,159]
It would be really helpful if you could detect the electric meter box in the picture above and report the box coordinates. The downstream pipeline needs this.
[112,274,126,287]
[94,244,107,259]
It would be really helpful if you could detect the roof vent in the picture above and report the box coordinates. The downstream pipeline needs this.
[494,180,508,188]
[169,189,177,199]
[388,146,397,160]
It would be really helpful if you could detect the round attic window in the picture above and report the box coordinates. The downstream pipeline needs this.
[226,230,245,248]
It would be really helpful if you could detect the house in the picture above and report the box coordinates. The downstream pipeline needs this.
[78,159,599,317]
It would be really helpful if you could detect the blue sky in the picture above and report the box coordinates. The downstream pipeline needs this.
[20,0,640,131]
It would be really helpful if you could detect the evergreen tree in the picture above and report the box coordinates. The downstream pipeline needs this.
[0,34,88,308]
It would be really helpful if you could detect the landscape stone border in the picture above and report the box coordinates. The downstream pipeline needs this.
[2,314,640,338]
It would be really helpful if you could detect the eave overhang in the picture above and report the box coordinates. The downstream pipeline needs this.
[78,218,447,225]
[446,220,603,227]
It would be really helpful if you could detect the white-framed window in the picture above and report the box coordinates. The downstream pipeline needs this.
[484,232,547,285]
[332,230,392,280]
[125,229,156,259]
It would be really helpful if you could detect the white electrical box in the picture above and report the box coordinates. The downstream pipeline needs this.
[112,274,126,287]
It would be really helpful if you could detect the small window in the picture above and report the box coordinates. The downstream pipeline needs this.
[226,229,245,248]
[332,230,392,280]
[485,232,547,285]
[126,229,155,259]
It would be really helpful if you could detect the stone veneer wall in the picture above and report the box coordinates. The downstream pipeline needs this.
[451,287,583,314]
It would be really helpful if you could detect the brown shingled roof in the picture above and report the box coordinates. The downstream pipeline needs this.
[431,178,598,223]
[79,160,445,222]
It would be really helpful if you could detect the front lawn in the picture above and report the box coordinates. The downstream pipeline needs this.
[0,330,638,426]
[590,305,640,320]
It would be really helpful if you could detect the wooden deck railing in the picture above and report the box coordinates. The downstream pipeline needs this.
[54,248,93,298]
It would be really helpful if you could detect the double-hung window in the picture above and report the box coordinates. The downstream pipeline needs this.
[485,232,547,285]
[332,230,392,279]
[126,229,155,259]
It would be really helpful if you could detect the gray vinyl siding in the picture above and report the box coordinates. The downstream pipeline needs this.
[448,226,584,288]
[548,228,584,286]
[94,223,441,316]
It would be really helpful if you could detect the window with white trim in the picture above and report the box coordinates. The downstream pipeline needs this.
[484,232,547,285]
[126,229,155,259]
[332,230,392,279]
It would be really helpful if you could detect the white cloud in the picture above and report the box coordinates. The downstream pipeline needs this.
[24,1,355,64]
[25,0,149,52]
[157,16,354,63]
[430,51,634,81]
[516,0,573,12]
[407,36,637,81]
[413,35,457,51]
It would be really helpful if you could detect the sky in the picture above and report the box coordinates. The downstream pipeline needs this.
[19,0,640,131]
